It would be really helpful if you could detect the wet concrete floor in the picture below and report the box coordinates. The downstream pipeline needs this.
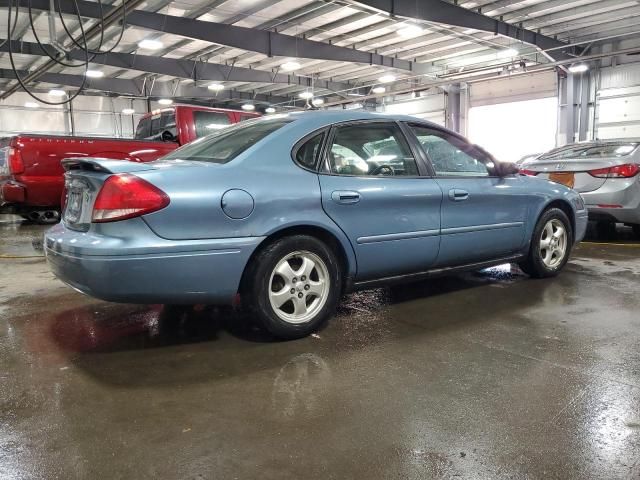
[1,215,639,479]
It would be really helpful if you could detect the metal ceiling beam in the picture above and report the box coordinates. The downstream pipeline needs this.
[0,40,355,92]
[4,0,430,73]
[350,0,579,61]
[0,68,291,104]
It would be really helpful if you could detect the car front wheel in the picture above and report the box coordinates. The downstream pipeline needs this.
[244,235,342,339]
[519,208,573,278]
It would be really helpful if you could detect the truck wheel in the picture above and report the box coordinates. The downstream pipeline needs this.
[520,208,573,278]
[243,235,342,340]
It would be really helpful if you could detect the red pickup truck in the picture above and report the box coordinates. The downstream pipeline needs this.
[0,104,258,223]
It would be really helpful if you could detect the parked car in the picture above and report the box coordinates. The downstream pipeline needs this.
[0,105,258,223]
[520,140,640,237]
[45,111,588,339]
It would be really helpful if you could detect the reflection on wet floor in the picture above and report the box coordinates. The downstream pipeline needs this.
[1,213,640,479]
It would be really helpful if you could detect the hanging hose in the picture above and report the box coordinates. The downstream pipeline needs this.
[4,0,128,105]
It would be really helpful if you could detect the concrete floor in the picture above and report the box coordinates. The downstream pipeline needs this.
[1,215,639,479]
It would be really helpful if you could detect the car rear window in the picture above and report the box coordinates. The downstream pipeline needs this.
[540,143,638,160]
[162,118,291,164]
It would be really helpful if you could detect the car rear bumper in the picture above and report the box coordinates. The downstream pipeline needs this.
[0,175,64,211]
[580,177,640,224]
[44,221,265,304]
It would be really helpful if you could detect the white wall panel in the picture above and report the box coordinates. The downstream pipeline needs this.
[596,64,640,140]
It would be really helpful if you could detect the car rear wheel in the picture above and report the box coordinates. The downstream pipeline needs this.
[519,208,573,278]
[243,235,342,339]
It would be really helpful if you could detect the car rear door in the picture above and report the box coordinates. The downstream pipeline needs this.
[318,120,443,281]
[406,123,528,267]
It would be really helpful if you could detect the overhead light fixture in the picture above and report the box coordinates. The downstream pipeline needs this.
[138,39,163,50]
[24,101,39,108]
[122,108,135,115]
[498,48,519,58]
[265,107,276,113]
[299,91,314,99]
[378,74,396,83]
[347,92,365,97]
[48,89,66,97]
[311,98,324,106]
[281,61,301,72]
[241,104,255,111]
[207,83,224,92]
[372,86,386,94]
[85,69,104,78]
[397,24,423,38]
[158,98,173,105]
[569,64,589,73]
[346,102,363,110]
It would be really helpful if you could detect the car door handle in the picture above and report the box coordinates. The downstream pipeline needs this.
[331,191,361,204]
[449,189,469,201]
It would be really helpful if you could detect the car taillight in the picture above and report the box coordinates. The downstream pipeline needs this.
[7,148,24,174]
[519,169,539,176]
[588,164,640,178]
[92,174,169,223]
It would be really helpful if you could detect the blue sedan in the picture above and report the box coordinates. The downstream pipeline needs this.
[45,111,588,339]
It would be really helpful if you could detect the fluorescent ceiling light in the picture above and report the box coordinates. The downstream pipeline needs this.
[241,104,255,111]
[208,83,224,92]
[265,107,276,113]
[378,74,396,83]
[138,39,163,50]
[372,86,386,94]
[122,108,135,115]
[48,89,66,97]
[498,48,519,58]
[568,64,589,73]
[299,91,314,99]
[158,98,173,105]
[281,61,301,71]
[85,69,104,78]
[347,92,365,97]
[24,101,39,108]
[397,25,423,38]
[311,98,324,106]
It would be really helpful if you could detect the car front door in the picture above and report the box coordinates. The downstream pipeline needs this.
[406,123,528,267]
[318,121,443,281]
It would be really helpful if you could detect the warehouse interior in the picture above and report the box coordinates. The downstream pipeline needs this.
[1,0,640,478]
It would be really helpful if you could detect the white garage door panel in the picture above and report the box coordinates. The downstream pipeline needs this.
[470,71,557,107]
[596,65,640,140]
[382,94,446,126]
[598,96,640,124]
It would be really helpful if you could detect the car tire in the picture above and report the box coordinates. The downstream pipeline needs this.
[243,235,342,340]
[519,208,573,279]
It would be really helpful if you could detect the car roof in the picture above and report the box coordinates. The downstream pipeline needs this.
[264,109,445,132]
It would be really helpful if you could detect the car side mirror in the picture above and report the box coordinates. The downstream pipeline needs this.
[161,130,177,142]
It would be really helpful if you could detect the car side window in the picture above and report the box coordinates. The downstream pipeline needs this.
[328,123,418,177]
[409,125,493,177]
[295,132,325,170]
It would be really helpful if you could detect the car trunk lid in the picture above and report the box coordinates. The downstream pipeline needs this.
[522,158,622,192]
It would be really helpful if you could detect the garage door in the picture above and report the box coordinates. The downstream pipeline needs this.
[382,92,446,126]
[595,64,640,139]
[468,71,558,163]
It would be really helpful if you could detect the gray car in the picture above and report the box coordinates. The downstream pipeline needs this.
[520,140,640,237]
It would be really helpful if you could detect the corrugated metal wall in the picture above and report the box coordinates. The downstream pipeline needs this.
[0,93,147,138]
[380,92,446,126]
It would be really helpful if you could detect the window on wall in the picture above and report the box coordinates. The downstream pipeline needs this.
[468,97,558,163]
[409,125,493,177]
[328,123,419,176]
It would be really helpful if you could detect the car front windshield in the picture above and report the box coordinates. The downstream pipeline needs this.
[540,143,638,160]
[162,118,291,164]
